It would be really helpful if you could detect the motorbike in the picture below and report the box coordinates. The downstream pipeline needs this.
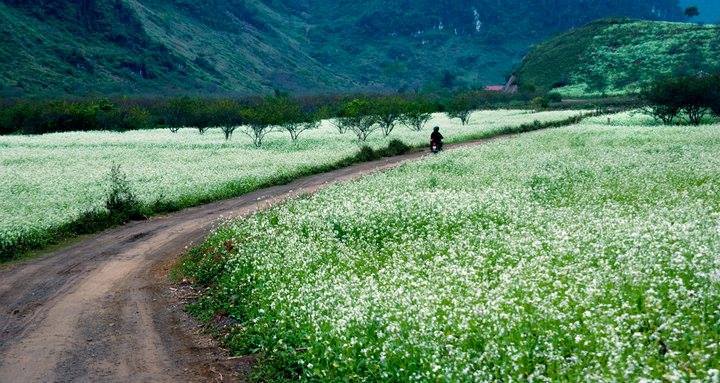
[430,140,442,154]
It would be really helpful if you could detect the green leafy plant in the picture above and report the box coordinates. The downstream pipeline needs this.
[105,164,142,220]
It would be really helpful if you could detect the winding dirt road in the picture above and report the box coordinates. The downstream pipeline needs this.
[0,137,505,382]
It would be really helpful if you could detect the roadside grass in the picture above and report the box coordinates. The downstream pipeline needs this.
[179,120,720,381]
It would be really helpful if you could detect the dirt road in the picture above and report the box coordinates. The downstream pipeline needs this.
[0,138,504,382]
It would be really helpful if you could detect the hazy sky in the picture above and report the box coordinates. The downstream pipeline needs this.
[679,0,720,22]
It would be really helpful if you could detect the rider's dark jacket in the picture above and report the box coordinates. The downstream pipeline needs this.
[431,131,444,143]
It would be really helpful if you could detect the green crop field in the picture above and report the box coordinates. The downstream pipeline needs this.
[181,113,720,381]
[0,110,584,261]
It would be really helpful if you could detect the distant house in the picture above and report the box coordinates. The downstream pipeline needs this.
[484,74,518,94]
[484,85,505,92]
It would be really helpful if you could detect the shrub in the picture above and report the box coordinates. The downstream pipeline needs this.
[354,145,377,162]
[547,92,563,103]
[531,96,550,111]
[378,139,411,157]
[105,164,142,220]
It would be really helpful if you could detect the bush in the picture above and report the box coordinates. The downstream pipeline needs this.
[354,145,377,162]
[105,164,143,220]
[377,139,411,157]
[531,96,550,111]
[547,92,563,103]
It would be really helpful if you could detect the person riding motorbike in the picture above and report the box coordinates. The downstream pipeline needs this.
[430,126,444,153]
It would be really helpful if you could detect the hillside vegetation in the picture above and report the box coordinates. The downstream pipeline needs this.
[0,0,346,97]
[517,19,720,97]
[0,0,683,97]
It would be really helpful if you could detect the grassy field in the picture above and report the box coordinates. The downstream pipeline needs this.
[181,114,720,381]
[0,110,585,261]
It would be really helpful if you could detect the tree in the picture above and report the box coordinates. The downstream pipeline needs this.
[685,6,700,18]
[241,97,278,147]
[208,99,245,140]
[332,117,352,134]
[275,96,320,141]
[373,96,404,137]
[162,97,209,134]
[641,75,719,125]
[341,98,380,141]
[446,92,477,125]
[641,77,684,124]
[440,70,457,89]
[401,99,433,131]
[709,75,720,118]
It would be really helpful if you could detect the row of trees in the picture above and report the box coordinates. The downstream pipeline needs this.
[161,96,321,146]
[0,90,503,144]
[641,74,720,125]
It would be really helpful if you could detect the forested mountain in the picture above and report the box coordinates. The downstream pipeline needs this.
[516,19,720,96]
[0,0,685,97]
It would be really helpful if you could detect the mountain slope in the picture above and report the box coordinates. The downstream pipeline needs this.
[516,18,720,96]
[0,0,685,97]
[0,0,353,97]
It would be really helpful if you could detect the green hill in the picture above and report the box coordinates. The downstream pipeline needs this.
[0,0,350,97]
[516,19,720,97]
[0,1,685,98]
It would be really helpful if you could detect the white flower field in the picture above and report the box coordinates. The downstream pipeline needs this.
[182,115,720,381]
[0,110,582,259]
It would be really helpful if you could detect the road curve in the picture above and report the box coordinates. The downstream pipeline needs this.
[0,137,506,382]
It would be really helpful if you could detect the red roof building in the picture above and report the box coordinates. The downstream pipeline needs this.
[484,85,505,92]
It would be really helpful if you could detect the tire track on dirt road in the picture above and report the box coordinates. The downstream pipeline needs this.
[0,135,511,382]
